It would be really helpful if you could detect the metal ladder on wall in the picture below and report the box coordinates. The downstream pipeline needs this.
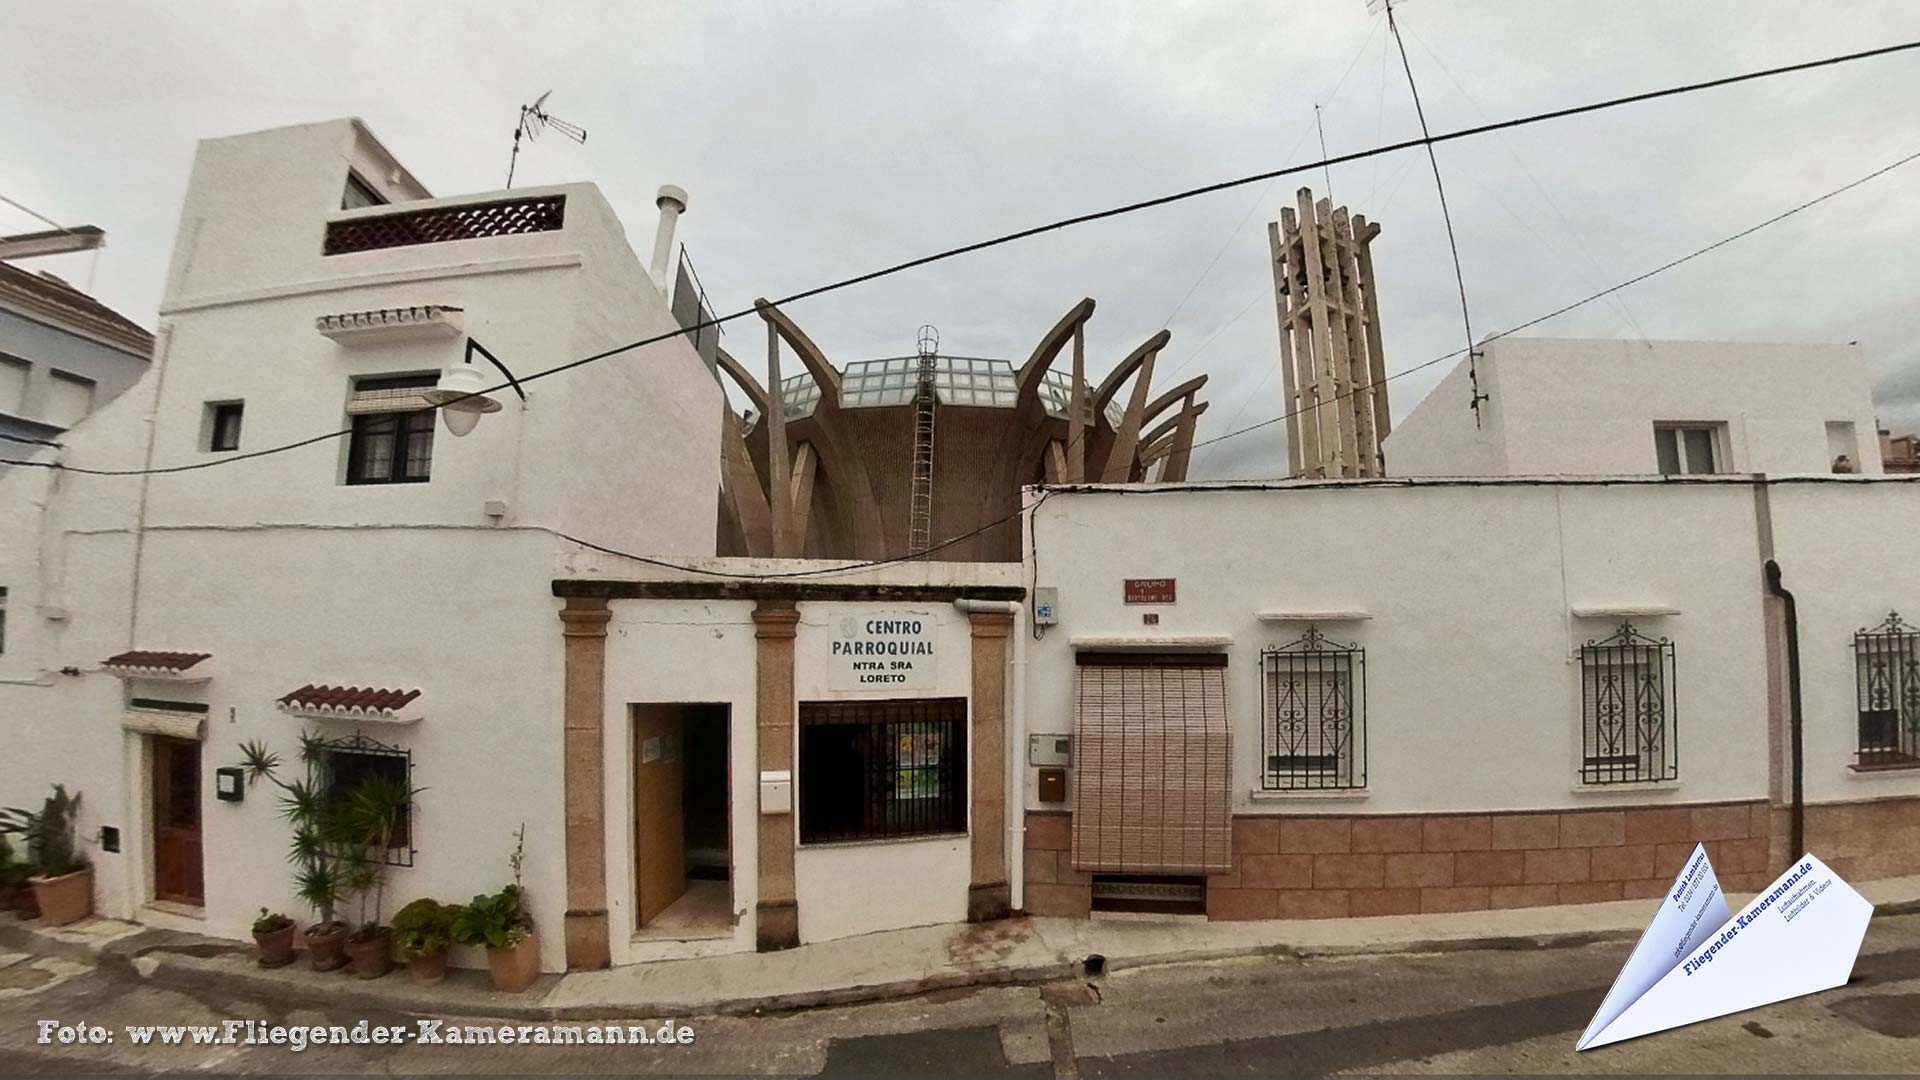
[908,325,939,556]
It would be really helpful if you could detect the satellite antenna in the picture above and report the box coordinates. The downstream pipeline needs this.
[506,91,587,189]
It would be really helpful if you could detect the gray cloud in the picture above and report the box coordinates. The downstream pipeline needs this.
[6,0,1920,479]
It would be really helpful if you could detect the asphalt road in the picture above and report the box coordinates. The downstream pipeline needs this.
[1,913,1915,1076]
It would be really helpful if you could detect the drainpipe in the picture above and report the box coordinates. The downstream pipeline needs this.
[953,597,1026,910]
[1763,560,1805,859]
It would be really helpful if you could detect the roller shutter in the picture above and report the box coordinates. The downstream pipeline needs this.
[1070,652,1231,875]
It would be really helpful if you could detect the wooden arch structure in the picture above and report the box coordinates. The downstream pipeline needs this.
[715,298,1210,562]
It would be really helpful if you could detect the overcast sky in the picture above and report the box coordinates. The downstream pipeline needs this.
[6,0,1920,478]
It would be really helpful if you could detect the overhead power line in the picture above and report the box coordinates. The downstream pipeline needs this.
[7,146,1916,580]
[1185,145,1920,456]
[5,37,1919,482]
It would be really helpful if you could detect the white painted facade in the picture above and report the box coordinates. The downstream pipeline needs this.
[1385,338,1885,478]
[1021,476,1920,819]
[0,118,721,972]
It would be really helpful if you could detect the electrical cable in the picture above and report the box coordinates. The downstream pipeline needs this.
[556,134,1920,580]
[6,144,1918,583]
[1386,0,1482,423]
[1184,144,1920,456]
[5,37,1916,481]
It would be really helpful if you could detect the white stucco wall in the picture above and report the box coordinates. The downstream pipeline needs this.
[1766,480,1920,806]
[1022,479,1793,818]
[600,599,758,964]
[790,602,974,943]
[1387,338,1884,478]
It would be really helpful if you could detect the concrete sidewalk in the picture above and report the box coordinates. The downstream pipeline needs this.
[6,875,1918,1021]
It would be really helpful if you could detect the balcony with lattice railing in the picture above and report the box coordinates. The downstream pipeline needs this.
[323,193,567,256]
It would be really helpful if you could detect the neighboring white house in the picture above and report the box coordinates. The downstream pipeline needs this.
[1384,338,1885,478]
[0,118,722,972]
[0,258,154,455]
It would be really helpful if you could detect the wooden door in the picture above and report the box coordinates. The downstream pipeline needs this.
[152,737,204,905]
[633,706,686,926]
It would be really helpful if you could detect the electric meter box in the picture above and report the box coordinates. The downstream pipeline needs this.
[1028,734,1071,767]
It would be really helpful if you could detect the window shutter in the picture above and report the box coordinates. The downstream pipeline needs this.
[1070,655,1232,875]
[345,385,435,415]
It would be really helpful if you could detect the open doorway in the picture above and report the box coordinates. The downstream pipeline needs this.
[632,703,731,936]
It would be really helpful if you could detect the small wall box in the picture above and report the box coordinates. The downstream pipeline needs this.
[1037,767,1068,803]
[215,767,245,803]
[759,770,792,815]
[1029,734,1071,767]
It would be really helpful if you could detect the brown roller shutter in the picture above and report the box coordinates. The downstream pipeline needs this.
[1070,652,1231,875]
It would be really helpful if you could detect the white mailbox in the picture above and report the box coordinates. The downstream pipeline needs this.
[759,769,793,815]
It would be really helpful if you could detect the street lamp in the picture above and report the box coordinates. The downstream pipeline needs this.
[423,338,525,436]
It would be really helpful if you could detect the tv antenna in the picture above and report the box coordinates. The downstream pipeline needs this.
[506,91,587,189]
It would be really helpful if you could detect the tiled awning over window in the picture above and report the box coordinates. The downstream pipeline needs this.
[278,684,423,724]
[102,651,212,679]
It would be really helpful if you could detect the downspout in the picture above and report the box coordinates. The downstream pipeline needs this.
[953,597,1026,911]
[1763,559,1805,860]
[127,323,174,646]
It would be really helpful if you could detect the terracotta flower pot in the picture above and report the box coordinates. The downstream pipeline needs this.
[345,928,393,980]
[30,867,92,927]
[254,922,298,968]
[487,930,540,993]
[305,921,350,972]
[407,950,448,985]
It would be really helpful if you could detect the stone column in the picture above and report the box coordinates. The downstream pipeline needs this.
[559,596,612,970]
[967,610,1013,922]
[753,600,802,951]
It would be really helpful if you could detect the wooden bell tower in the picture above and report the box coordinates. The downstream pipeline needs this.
[1268,187,1391,478]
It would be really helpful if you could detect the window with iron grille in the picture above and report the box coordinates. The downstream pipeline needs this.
[1855,612,1920,768]
[315,733,414,867]
[1260,628,1365,791]
[798,697,966,843]
[1579,623,1679,785]
[345,374,436,485]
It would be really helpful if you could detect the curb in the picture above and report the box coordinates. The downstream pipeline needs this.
[5,897,1915,1020]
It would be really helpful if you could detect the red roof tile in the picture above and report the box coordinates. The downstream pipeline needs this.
[278,684,422,716]
[102,650,211,672]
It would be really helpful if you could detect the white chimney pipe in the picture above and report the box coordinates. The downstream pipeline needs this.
[650,184,688,291]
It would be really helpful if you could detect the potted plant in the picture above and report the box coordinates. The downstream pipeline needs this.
[453,825,539,993]
[392,898,461,984]
[252,908,297,968]
[1,786,92,926]
[337,773,413,979]
[238,735,417,975]
[0,834,28,913]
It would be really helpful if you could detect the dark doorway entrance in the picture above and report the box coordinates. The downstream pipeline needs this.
[632,703,731,934]
[151,736,203,906]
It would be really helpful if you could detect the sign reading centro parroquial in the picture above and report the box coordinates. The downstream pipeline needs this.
[1577,846,1873,1050]
[827,608,940,691]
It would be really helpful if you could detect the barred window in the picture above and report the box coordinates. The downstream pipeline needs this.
[1579,623,1678,785]
[1260,629,1365,791]
[799,698,966,843]
[315,734,414,867]
[1855,612,1920,768]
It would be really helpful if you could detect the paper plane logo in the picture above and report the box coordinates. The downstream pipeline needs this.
[1576,843,1873,1050]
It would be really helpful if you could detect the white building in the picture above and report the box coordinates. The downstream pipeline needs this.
[3,118,1916,976]
[1384,338,1885,477]
[0,118,721,971]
